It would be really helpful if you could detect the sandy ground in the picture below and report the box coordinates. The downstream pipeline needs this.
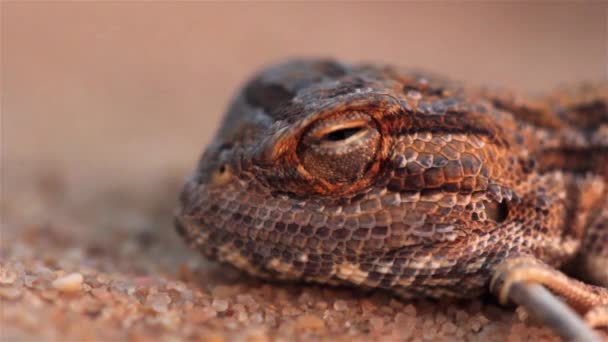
[2,162,567,342]
[2,3,607,341]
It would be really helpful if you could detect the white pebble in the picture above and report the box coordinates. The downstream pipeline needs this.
[212,299,229,312]
[52,273,83,293]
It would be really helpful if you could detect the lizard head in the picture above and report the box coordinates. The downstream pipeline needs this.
[175,59,544,290]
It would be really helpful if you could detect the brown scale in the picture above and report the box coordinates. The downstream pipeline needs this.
[176,59,608,341]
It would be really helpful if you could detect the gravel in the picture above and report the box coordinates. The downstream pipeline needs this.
[1,164,595,342]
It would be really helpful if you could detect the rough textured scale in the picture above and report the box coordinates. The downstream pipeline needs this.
[175,59,608,339]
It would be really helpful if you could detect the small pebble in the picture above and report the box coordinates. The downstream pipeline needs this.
[264,312,277,326]
[236,308,248,322]
[389,298,404,309]
[441,321,458,334]
[165,281,187,293]
[295,314,325,330]
[236,294,255,306]
[394,312,417,339]
[281,306,302,316]
[333,300,348,311]
[0,266,18,285]
[0,286,22,299]
[146,292,171,313]
[369,317,384,332]
[251,312,264,324]
[516,306,529,322]
[211,298,229,312]
[39,289,59,301]
[90,287,112,301]
[211,285,238,298]
[314,301,328,310]
[189,306,217,323]
[23,275,37,288]
[406,90,422,100]
[403,304,417,316]
[52,273,83,293]
[360,299,376,313]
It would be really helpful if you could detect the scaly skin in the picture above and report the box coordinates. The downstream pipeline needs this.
[175,59,608,339]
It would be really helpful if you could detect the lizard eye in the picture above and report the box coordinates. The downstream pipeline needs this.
[297,113,380,183]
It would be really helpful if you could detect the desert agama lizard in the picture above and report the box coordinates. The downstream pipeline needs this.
[175,59,608,341]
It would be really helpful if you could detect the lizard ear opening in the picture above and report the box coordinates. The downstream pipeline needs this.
[297,112,380,184]
[485,200,509,223]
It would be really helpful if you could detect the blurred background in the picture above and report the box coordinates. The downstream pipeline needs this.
[3,2,607,186]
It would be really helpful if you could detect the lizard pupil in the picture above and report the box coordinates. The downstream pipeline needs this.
[322,127,364,142]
